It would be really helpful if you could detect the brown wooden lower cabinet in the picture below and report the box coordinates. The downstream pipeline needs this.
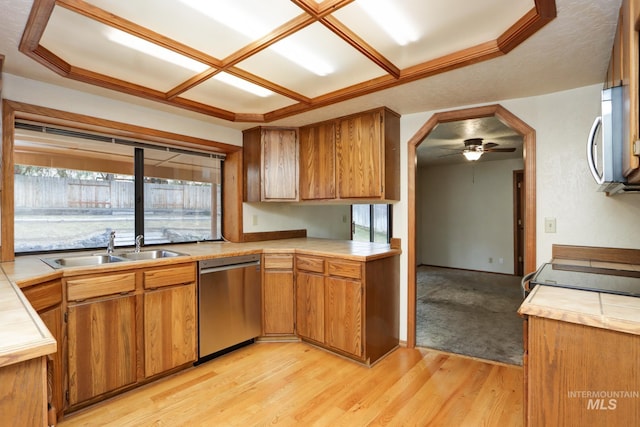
[295,254,399,365]
[0,357,48,427]
[526,316,640,426]
[325,276,362,357]
[262,254,295,336]
[143,282,196,378]
[67,294,138,407]
[296,270,325,343]
[22,279,64,422]
[64,262,197,411]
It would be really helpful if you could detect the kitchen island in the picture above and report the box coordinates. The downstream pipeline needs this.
[0,238,400,425]
[519,254,640,427]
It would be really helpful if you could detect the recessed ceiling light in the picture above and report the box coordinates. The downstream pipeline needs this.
[213,72,274,97]
[106,28,209,73]
[357,0,418,46]
[179,0,334,76]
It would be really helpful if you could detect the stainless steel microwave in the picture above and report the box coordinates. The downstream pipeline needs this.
[587,86,640,194]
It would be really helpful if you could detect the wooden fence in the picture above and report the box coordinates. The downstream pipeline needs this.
[15,175,214,210]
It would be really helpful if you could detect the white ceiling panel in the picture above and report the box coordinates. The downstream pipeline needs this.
[335,0,535,67]
[236,22,387,98]
[41,7,200,92]
[180,75,297,113]
[84,0,304,60]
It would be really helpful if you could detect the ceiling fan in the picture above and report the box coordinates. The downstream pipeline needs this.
[446,138,517,161]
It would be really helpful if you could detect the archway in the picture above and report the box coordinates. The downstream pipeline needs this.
[406,104,536,348]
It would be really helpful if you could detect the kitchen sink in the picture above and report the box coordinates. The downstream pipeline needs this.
[42,254,126,269]
[119,249,187,260]
[42,249,188,269]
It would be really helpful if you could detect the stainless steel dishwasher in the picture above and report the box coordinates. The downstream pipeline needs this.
[197,254,261,362]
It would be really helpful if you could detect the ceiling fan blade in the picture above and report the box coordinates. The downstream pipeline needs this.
[438,152,462,158]
[484,147,516,152]
[482,142,498,149]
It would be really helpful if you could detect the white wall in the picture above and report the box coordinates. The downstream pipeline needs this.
[417,158,523,274]
[242,203,351,239]
[397,84,640,341]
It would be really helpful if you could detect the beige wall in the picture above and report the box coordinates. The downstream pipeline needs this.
[397,84,640,340]
[417,158,524,274]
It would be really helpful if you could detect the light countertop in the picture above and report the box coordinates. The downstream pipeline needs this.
[518,283,640,336]
[0,238,399,368]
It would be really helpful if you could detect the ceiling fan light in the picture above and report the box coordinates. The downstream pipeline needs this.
[463,150,482,161]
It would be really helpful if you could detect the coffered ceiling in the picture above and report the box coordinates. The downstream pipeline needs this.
[16,0,555,123]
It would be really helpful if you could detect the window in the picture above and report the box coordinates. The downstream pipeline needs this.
[14,123,223,254]
[351,204,392,243]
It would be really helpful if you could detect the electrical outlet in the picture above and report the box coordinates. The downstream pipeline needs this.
[499,257,504,264]
[252,215,258,226]
[489,257,493,263]
[544,217,556,233]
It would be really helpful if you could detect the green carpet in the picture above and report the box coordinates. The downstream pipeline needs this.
[416,265,524,365]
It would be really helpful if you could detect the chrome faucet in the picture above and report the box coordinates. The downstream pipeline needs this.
[107,230,116,254]
[135,234,144,253]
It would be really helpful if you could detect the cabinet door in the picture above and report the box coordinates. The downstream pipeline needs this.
[296,271,325,343]
[263,270,295,335]
[299,122,336,200]
[67,295,137,406]
[325,277,363,358]
[144,283,196,378]
[262,128,298,201]
[39,306,64,417]
[336,111,382,198]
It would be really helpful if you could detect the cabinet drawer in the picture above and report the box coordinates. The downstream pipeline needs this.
[264,255,293,270]
[67,272,136,301]
[327,260,362,280]
[296,255,324,273]
[23,280,62,312]
[144,263,196,289]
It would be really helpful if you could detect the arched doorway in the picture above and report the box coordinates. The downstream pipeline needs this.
[406,104,536,348]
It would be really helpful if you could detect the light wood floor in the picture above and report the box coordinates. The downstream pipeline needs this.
[58,343,523,426]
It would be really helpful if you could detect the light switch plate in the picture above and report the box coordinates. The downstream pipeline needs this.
[544,217,556,233]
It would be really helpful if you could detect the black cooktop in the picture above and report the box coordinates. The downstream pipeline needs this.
[530,263,640,297]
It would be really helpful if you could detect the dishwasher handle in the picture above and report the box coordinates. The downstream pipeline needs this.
[200,261,260,275]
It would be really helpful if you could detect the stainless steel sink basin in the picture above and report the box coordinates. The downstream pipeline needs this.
[119,249,187,260]
[42,254,126,269]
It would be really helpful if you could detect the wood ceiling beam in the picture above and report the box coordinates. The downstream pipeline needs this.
[292,0,400,78]
[167,14,314,102]
[498,0,557,53]
[19,0,56,52]
[321,15,401,78]
[290,0,354,18]
[225,67,312,104]
[18,0,559,123]
[64,65,237,122]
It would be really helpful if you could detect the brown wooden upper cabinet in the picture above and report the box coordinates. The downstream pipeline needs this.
[335,107,400,200]
[607,0,640,181]
[299,121,336,200]
[243,107,400,203]
[243,127,299,202]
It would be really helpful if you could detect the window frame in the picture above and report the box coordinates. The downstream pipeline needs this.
[351,203,393,243]
[2,99,241,261]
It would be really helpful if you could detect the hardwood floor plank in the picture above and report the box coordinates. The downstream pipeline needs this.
[59,343,522,426]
